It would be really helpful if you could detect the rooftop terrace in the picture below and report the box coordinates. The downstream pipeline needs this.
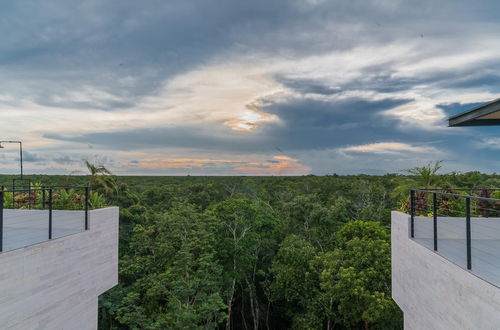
[0,185,118,329]
[408,188,500,286]
[0,186,91,253]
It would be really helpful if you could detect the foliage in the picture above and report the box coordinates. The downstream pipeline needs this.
[318,221,398,329]
[8,169,500,329]
[89,191,107,209]
[84,159,117,198]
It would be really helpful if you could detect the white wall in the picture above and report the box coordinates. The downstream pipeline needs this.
[0,207,119,330]
[392,211,500,329]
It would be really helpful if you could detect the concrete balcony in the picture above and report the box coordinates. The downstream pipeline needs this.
[392,211,500,329]
[2,209,87,252]
[0,207,119,330]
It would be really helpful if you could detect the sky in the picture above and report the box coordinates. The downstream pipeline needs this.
[2,0,500,176]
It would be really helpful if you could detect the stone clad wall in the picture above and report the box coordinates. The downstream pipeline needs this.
[0,207,119,330]
[392,211,500,329]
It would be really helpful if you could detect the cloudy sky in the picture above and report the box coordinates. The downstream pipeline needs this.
[2,0,500,175]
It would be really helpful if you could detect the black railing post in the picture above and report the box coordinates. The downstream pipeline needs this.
[42,187,45,210]
[410,189,415,238]
[0,187,4,252]
[466,197,472,270]
[433,192,438,251]
[48,188,53,240]
[85,186,89,230]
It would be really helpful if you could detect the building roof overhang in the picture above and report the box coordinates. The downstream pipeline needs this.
[449,98,500,127]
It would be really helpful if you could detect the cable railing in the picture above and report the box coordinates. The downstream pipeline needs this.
[409,188,500,276]
[0,185,90,253]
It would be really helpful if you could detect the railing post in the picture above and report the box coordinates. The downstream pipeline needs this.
[0,187,4,252]
[466,197,472,270]
[410,189,415,238]
[48,188,53,240]
[85,186,89,230]
[433,192,438,251]
[42,187,45,209]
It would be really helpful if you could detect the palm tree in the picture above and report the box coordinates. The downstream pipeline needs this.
[404,161,443,188]
[393,161,444,213]
[83,159,117,196]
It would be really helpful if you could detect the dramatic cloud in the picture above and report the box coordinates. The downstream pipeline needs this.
[234,156,309,176]
[339,142,441,155]
[1,0,500,175]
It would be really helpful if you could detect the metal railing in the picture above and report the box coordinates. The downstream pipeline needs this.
[410,188,500,271]
[0,185,90,253]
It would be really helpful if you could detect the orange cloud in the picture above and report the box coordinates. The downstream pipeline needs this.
[234,155,309,175]
[137,158,245,169]
[272,155,293,161]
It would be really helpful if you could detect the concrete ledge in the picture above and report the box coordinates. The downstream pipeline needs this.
[392,211,500,329]
[0,207,119,330]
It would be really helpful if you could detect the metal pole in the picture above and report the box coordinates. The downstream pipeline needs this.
[0,187,4,252]
[19,142,22,180]
[85,186,89,230]
[0,141,23,181]
[42,188,45,209]
[466,197,472,270]
[48,189,52,240]
[433,192,438,251]
[410,189,415,238]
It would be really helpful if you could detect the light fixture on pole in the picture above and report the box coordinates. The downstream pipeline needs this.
[0,141,23,179]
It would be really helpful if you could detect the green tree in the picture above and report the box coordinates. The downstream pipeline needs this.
[319,221,401,329]
[209,198,279,330]
[114,203,227,329]
[84,159,117,196]
[270,235,331,329]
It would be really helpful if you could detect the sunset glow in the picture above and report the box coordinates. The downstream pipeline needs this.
[1,1,500,175]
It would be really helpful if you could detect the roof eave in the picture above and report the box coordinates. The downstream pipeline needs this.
[448,98,500,127]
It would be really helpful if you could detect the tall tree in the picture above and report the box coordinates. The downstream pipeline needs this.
[319,221,401,329]
[209,198,279,330]
[83,159,117,196]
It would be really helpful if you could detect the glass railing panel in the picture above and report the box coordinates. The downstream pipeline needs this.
[3,209,50,252]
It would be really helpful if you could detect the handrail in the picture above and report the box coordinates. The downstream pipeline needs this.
[4,185,90,192]
[412,189,500,203]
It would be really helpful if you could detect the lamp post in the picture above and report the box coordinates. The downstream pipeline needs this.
[0,141,23,179]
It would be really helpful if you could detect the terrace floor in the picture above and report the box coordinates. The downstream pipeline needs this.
[414,238,500,286]
[413,216,500,287]
[3,209,86,252]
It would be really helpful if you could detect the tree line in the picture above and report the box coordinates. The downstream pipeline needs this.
[4,162,499,329]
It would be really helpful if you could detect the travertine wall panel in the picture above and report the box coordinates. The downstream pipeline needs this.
[392,211,500,330]
[0,207,118,330]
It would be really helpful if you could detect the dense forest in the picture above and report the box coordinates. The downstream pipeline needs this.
[3,164,500,329]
